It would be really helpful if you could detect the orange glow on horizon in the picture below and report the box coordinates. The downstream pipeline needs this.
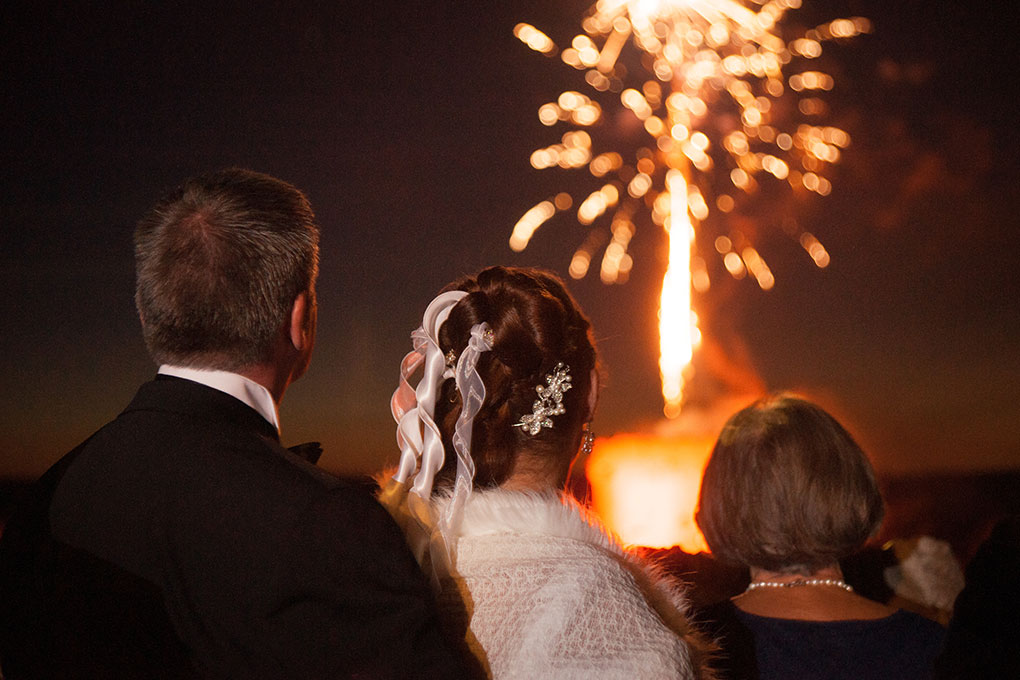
[586,432,714,552]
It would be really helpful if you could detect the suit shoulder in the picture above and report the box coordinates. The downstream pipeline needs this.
[306,477,405,536]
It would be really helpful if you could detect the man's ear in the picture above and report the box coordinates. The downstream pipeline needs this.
[288,292,311,352]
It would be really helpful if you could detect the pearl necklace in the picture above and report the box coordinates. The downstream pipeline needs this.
[745,578,853,592]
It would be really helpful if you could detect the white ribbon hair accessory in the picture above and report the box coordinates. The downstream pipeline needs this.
[434,321,493,574]
[386,290,493,583]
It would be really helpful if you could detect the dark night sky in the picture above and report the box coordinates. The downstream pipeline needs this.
[2,0,1018,480]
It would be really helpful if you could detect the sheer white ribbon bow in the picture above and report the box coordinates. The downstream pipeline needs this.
[432,321,492,577]
[386,290,492,584]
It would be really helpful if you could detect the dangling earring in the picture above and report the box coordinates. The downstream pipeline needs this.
[581,423,595,455]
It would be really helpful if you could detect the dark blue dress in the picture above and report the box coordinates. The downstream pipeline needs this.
[698,601,945,679]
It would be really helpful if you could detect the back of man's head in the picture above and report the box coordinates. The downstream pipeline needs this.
[135,168,320,371]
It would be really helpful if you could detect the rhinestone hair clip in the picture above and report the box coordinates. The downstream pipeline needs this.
[444,330,494,374]
[514,362,572,435]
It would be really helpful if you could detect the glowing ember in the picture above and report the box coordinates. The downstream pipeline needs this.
[513,1,866,416]
[587,432,715,551]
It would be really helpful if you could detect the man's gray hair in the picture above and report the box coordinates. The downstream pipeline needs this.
[135,168,320,370]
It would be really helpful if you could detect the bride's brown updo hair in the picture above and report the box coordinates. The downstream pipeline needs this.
[432,266,598,491]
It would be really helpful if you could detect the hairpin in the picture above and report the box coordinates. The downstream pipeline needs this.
[514,362,572,435]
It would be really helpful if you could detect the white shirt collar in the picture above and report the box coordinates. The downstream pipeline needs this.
[157,365,280,433]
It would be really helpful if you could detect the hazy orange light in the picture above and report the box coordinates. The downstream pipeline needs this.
[586,433,714,552]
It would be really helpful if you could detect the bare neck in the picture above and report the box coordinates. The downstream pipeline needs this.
[734,564,895,622]
[498,449,571,494]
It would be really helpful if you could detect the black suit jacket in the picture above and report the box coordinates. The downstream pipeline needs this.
[0,376,476,679]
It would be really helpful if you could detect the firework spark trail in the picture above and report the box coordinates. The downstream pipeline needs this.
[512,0,868,417]
[660,170,697,418]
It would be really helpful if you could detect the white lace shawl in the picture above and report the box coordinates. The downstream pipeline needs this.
[432,489,714,680]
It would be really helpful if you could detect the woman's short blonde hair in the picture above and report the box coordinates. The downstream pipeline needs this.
[695,394,884,573]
